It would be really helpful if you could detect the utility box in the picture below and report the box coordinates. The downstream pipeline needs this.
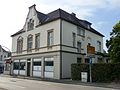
[81,72,88,82]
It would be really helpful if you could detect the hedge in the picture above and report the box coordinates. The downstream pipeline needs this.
[71,63,120,82]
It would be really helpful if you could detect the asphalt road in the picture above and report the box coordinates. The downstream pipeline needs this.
[0,77,118,90]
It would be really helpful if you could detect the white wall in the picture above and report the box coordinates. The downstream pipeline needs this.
[62,20,103,54]
[12,19,60,56]
[62,52,77,78]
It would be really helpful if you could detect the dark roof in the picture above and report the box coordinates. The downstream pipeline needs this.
[11,8,104,37]
[11,29,25,37]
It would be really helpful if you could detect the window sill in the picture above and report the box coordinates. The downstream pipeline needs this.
[77,34,85,37]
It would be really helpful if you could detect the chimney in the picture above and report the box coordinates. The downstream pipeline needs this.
[71,12,76,17]
[29,4,36,9]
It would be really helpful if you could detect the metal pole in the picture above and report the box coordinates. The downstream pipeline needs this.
[89,57,92,83]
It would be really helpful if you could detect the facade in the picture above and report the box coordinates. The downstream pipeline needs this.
[11,5,104,79]
[0,45,10,73]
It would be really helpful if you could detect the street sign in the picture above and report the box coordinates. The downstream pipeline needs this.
[89,57,92,64]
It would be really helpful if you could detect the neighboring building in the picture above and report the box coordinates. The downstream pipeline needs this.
[0,45,10,73]
[11,5,104,79]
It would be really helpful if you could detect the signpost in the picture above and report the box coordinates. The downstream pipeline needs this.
[89,57,92,83]
[87,44,95,83]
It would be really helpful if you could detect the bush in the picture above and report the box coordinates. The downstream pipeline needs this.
[71,63,120,82]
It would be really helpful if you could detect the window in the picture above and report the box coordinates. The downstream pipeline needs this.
[97,41,101,52]
[27,35,33,51]
[35,33,40,49]
[17,36,23,53]
[33,61,41,71]
[77,27,85,36]
[47,30,53,46]
[72,33,76,47]
[45,61,54,72]
[77,42,82,53]
[20,62,25,70]
[13,62,19,70]
[27,19,34,30]
[77,58,82,63]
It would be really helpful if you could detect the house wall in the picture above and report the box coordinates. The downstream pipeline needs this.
[61,20,103,54]
[12,19,60,56]
[61,52,77,78]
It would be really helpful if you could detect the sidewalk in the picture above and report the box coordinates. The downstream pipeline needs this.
[1,74,120,89]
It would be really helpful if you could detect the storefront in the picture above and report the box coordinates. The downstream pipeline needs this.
[12,57,54,78]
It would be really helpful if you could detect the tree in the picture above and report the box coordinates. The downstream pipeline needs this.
[106,21,120,63]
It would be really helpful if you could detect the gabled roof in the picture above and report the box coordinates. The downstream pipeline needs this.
[11,29,25,37]
[11,8,104,37]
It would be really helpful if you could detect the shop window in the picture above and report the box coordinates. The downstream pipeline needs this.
[33,61,41,71]
[20,62,25,70]
[13,62,19,70]
[45,61,53,72]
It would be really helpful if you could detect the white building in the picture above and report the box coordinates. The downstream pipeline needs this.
[11,5,104,79]
[0,45,10,73]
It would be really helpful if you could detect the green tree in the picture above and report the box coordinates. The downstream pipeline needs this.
[106,21,120,63]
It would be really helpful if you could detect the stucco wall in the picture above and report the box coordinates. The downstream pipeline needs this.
[12,19,60,56]
[62,52,77,78]
[61,20,103,54]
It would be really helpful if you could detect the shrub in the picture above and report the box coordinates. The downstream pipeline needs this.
[71,63,120,82]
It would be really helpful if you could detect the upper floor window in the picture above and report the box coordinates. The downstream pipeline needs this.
[72,32,76,47]
[27,34,33,51]
[77,42,81,53]
[27,19,34,31]
[97,41,101,52]
[35,33,40,49]
[77,27,85,36]
[17,36,23,53]
[47,30,54,46]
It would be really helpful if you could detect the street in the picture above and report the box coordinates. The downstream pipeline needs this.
[0,76,118,90]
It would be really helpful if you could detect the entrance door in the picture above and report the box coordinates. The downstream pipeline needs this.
[27,62,31,76]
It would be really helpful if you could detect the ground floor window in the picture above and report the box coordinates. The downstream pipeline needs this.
[85,58,89,63]
[20,62,25,70]
[33,61,41,71]
[44,57,54,78]
[77,58,82,63]
[45,61,54,72]
[13,62,19,70]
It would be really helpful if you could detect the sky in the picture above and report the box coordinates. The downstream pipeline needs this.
[0,0,120,51]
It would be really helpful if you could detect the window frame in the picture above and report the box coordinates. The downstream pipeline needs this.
[77,42,82,53]
[35,33,40,50]
[97,41,101,52]
[77,27,85,37]
[47,30,54,47]
[72,32,76,47]
[27,34,33,51]
[17,36,23,53]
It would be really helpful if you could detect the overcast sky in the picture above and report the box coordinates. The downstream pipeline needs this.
[0,0,120,51]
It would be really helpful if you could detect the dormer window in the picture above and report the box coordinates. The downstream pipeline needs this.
[27,19,34,31]
[77,27,85,36]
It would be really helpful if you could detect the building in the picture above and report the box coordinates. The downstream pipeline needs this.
[11,5,104,79]
[0,45,10,73]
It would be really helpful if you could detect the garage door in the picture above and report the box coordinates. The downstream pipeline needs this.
[33,58,41,77]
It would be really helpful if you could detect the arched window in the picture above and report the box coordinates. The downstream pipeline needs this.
[27,34,33,51]
[17,36,23,53]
